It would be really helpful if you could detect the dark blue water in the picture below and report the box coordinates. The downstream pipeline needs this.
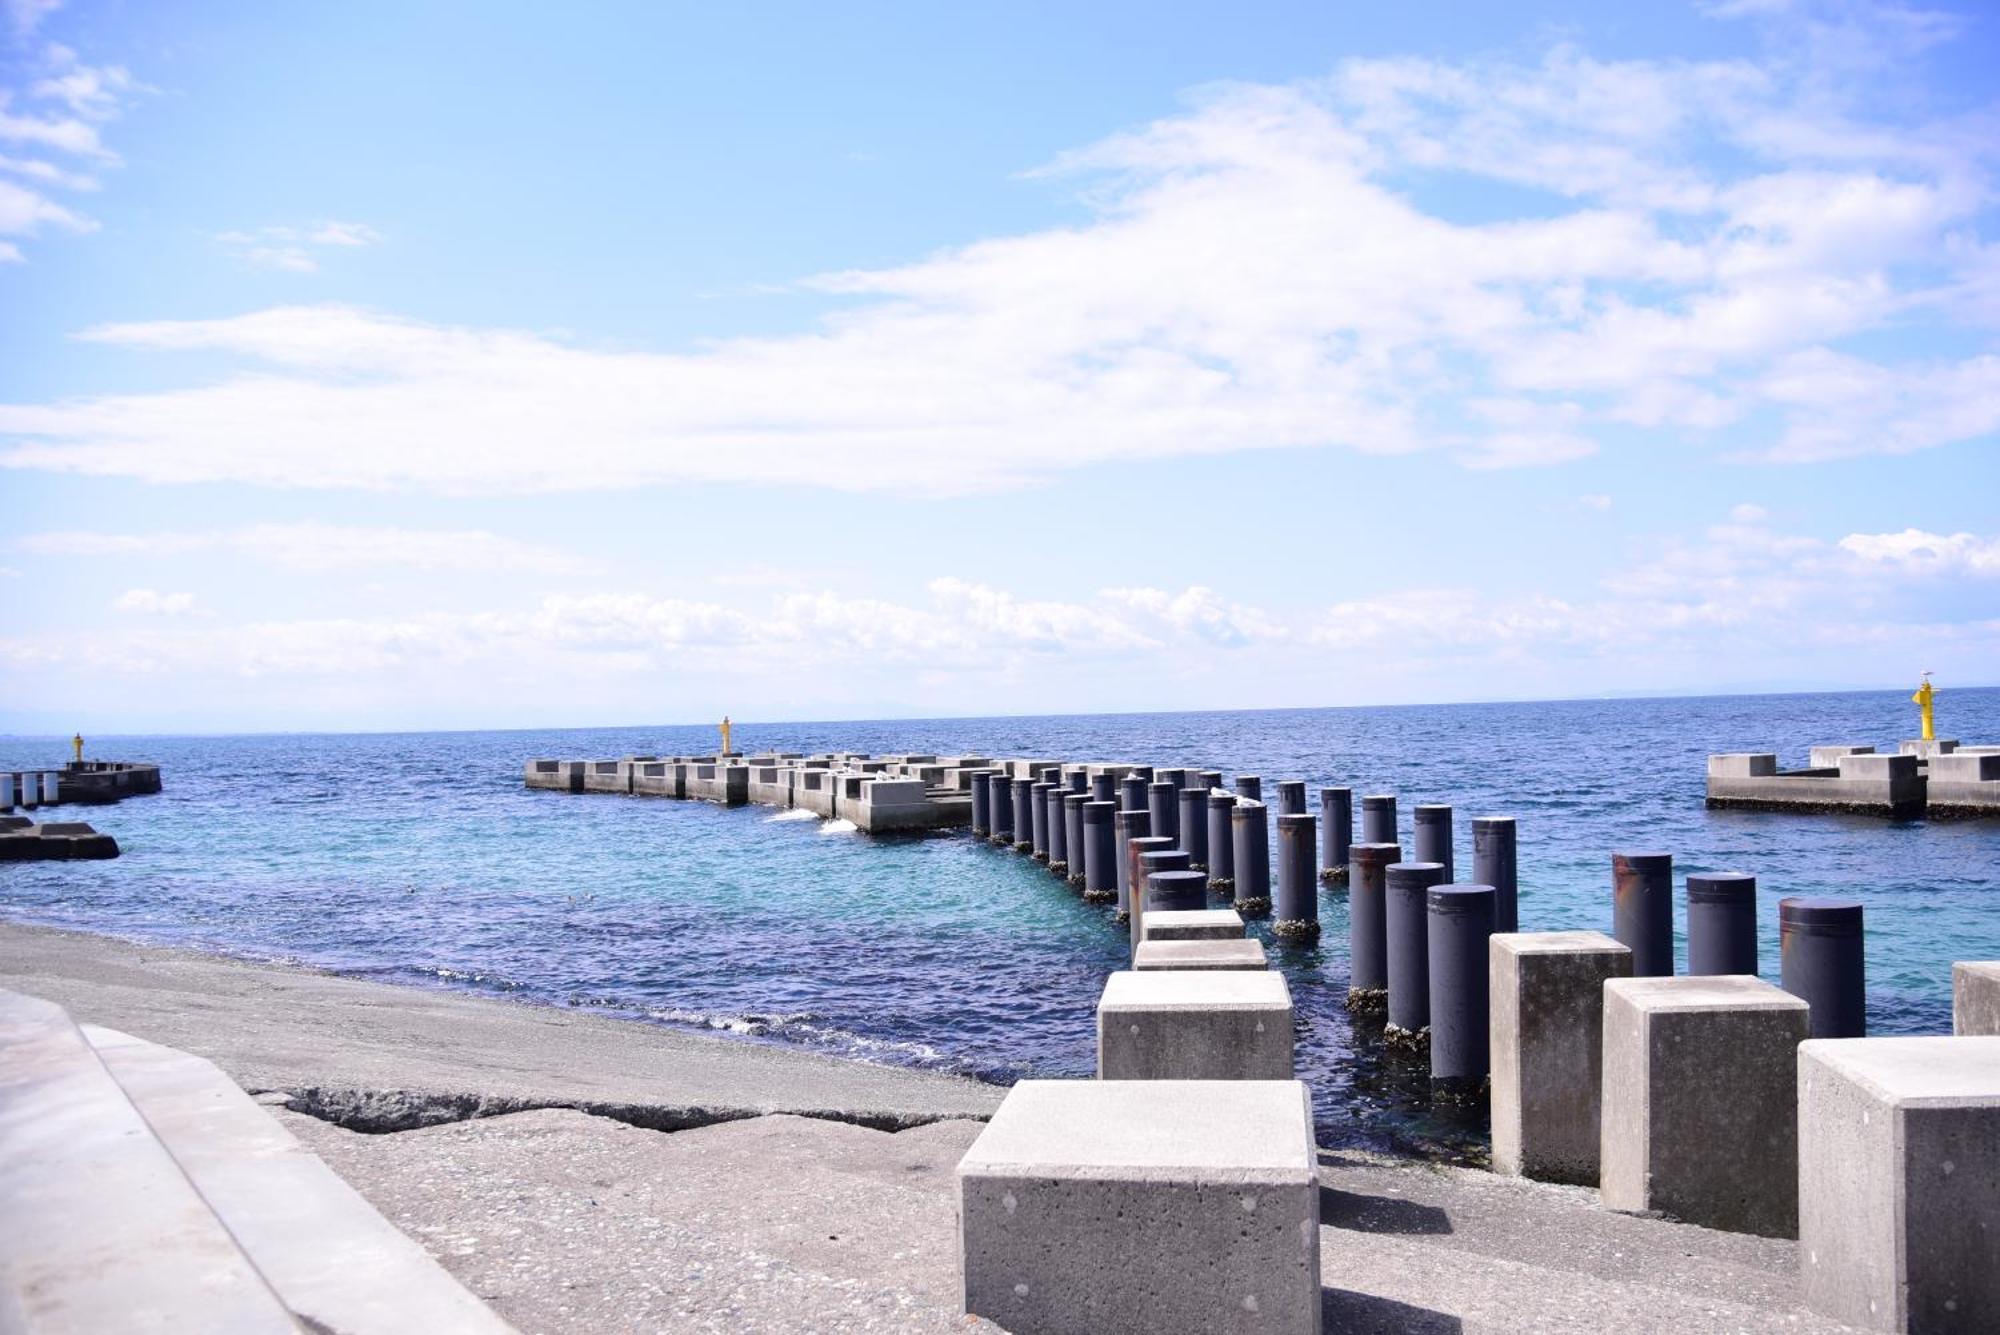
[4,689,1997,1159]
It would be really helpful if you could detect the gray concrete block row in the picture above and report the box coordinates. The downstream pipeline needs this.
[1706,744,2000,818]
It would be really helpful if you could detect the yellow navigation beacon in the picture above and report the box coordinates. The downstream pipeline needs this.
[72,732,83,764]
[1912,674,1936,742]
[720,715,733,755]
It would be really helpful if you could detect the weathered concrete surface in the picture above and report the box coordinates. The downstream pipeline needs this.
[1140,907,1246,941]
[1096,969,1294,1079]
[1601,975,1809,1239]
[274,1103,1876,1335]
[1798,1037,2000,1333]
[283,1108,997,1335]
[1954,960,2000,1035]
[1490,931,1632,1186]
[1131,937,1269,971]
[959,1079,1321,1335]
[0,922,1004,1132]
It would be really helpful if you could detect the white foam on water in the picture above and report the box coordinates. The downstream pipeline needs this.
[764,809,820,823]
[820,818,858,835]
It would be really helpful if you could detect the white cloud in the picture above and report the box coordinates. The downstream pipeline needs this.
[215,221,381,274]
[19,521,597,575]
[2,14,1996,490]
[1838,529,2000,576]
[110,588,199,616]
[0,41,136,261]
[1730,502,1768,522]
[3,0,63,38]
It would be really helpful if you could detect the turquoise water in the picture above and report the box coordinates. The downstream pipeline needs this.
[4,688,1997,1157]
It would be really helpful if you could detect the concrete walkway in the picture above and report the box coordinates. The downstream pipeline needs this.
[0,921,1004,1131]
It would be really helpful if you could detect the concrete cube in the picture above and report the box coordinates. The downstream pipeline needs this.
[1798,1036,2000,1332]
[1132,938,1267,972]
[957,1079,1319,1335]
[1930,754,2000,816]
[1809,744,1875,769]
[1707,753,1777,778]
[1490,931,1632,1185]
[1141,909,1246,942]
[1096,971,1293,1080]
[1601,975,1808,1237]
[1953,962,2000,1036]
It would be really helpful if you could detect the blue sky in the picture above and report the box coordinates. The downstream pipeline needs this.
[1,0,1997,733]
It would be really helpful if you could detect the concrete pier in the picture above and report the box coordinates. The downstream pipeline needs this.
[0,819,120,860]
[1706,751,1926,820]
[1275,779,1306,816]
[1956,961,2000,1035]
[1145,869,1210,913]
[1345,842,1400,1011]
[1490,931,1632,1185]
[1600,975,1808,1238]
[1319,787,1352,883]
[957,1079,1319,1335]
[1687,873,1759,976]
[1413,804,1454,881]
[1204,790,1236,894]
[1385,861,1448,1047]
[1031,781,1054,861]
[1061,792,1088,887]
[1230,799,1271,917]
[1175,785,1208,868]
[1113,810,1151,919]
[1427,884,1495,1098]
[1096,971,1294,1081]
[1612,851,1675,977]
[1138,849,1192,884]
[1472,816,1519,933]
[1928,751,2000,817]
[1271,812,1319,941]
[1361,793,1397,844]
[1779,897,1866,1039]
[1089,773,1114,803]
[1081,800,1118,904]
[1797,1036,2000,1332]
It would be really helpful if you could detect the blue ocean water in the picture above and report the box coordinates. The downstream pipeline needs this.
[4,688,1997,1158]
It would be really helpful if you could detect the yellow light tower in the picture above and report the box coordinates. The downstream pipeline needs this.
[1912,674,1936,742]
[719,715,733,755]
[72,732,84,765]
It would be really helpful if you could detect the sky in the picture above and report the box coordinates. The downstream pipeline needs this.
[1,0,1997,734]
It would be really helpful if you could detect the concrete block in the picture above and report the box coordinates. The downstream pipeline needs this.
[582,759,629,793]
[957,1079,1319,1335]
[1898,738,1958,758]
[1707,753,1777,778]
[1929,752,2000,816]
[1131,938,1267,972]
[1490,931,1632,1185]
[1141,909,1245,942]
[1797,1036,2000,1333]
[1954,961,2000,1035]
[1096,971,1294,1080]
[1809,744,1875,768]
[1601,975,1808,1237]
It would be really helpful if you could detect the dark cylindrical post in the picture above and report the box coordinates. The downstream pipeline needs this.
[1471,817,1518,933]
[1030,781,1053,861]
[1346,843,1402,1010]
[1273,813,1320,940]
[1385,861,1448,1045]
[1128,765,1155,783]
[970,772,991,838]
[1428,884,1497,1094]
[1687,872,1758,976]
[1413,805,1454,881]
[1234,775,1262,801]
[1044,786,1067,872]
[1090,773,1115,803]
[1205,790,1236,893]
[1198,770,1223,792]
[1120,774,1148,813]
[989,777,1015,846]
[1177,786,1208,868]
[1127,835,1175,958]
[1147,869,1209,913]
[1063,793,1089,888]
[1612,851,1674,977]
[1361,794,1397,845]
[1230,800,1270,915]
[1011,779,1037,852]
[1147,781,1178,843]
[1082,800,1117,903]
[1276,780,1306,816]
[1113,810,1152,918]
[1161,767,1189,791]
[1139,849,1192,883]
[1780,897,1866,1038]
[1319,788,1352,883]
[1066,770,1088,794]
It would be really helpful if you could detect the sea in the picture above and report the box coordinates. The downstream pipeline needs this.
[4,687,1997,1159]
